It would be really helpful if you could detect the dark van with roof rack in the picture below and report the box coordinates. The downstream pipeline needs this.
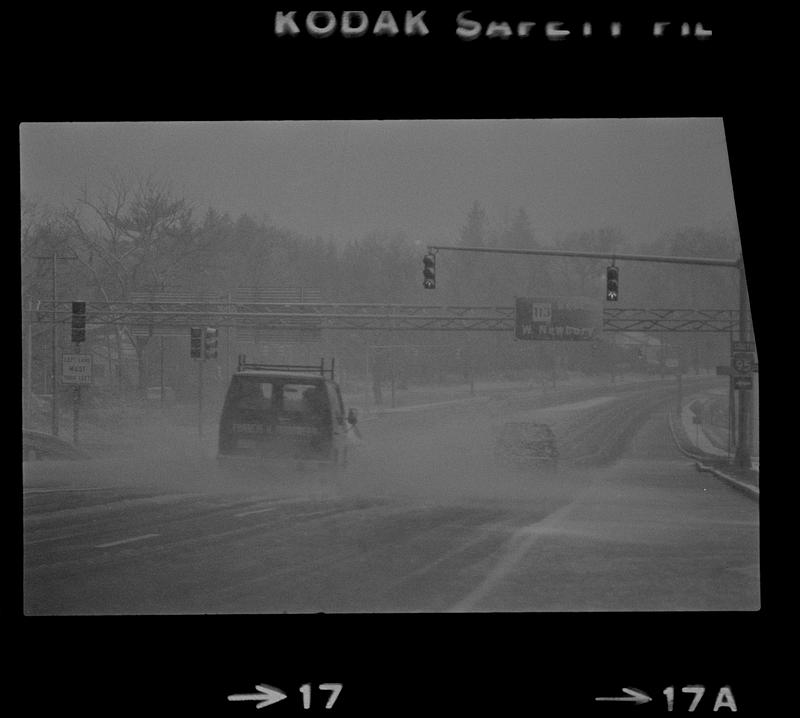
[217,356,358,468]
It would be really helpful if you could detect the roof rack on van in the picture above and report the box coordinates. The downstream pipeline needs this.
[236,355,335,380]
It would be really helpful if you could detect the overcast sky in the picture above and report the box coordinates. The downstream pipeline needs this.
[20,119,738,247]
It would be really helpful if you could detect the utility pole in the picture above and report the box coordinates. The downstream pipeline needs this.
[390,349,396,408]
[72,342,81,446]
[467,343,475,396]
[31,253,81,436]
[24,299,33,426]
[734,258,752,469]
[198,355,204,440]
[226,292,232,381]
[51,253,58,435]
[160,336,165,410]
[364,344,370,408]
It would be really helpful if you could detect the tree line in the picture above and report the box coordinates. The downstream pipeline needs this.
[21,173,742,401]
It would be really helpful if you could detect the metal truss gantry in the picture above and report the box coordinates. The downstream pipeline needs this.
[26,300,741,334]
[601,308,740,333]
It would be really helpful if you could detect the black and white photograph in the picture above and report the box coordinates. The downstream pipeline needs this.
[21,117,758,615]
[15,6,772,715]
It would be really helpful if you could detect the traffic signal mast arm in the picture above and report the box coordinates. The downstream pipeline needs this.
[426,244,741,269]
[425,243,753,470]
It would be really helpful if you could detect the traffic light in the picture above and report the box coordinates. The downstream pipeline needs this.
[204,327,218,360]
[423,253,436,289]
[606,265,619,301]
[190,327,203,359]
[71,301,86,344]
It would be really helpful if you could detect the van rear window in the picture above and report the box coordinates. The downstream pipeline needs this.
[226,377,330,425]
[231,379,274,412]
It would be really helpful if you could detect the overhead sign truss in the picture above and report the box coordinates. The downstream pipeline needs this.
[28,300,742,334]
[602,308,740,333]
[515,296,601,341]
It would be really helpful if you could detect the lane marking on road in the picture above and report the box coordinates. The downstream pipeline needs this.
[27,530,103,546]
[292,510,339,519]
[235,507,279,517]
[233,497,316,517]
[23,493,197,525]
[448,498,585,612]
[23,487,111,495]
[539,396,617,413]
[389,522,516,585]
[95,533,160,548]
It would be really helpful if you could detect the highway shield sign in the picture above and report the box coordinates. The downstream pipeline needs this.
[732,352,754,375]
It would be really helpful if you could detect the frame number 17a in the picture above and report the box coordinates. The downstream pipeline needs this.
[663,685,737,712]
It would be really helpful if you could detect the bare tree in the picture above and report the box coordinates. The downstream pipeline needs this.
[59,172,207,394]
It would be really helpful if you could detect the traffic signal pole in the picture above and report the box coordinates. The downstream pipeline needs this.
[735,259,752,469]
[73,344,81,446]
[198,357,204,440]
[33,253,79,437]
[51,255,58,435]
[427,243,753,470]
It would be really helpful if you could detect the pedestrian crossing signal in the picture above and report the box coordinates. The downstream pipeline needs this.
[606,266,619,301]
[423,253,436,289]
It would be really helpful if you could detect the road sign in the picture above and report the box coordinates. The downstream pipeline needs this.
[732,352,754,375]
[733,376,753,390]
[529,302,552,323]
[732,340,755,353]
[62,353,92,385]
[515,296,600,341]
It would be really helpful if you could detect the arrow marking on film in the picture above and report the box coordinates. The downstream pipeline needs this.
[595,687,652,705]
[227,684,288,709]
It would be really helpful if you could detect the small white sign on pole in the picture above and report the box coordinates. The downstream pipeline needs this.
[62,353,92,385]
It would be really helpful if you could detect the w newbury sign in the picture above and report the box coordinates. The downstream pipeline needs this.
[515,296,601,341]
